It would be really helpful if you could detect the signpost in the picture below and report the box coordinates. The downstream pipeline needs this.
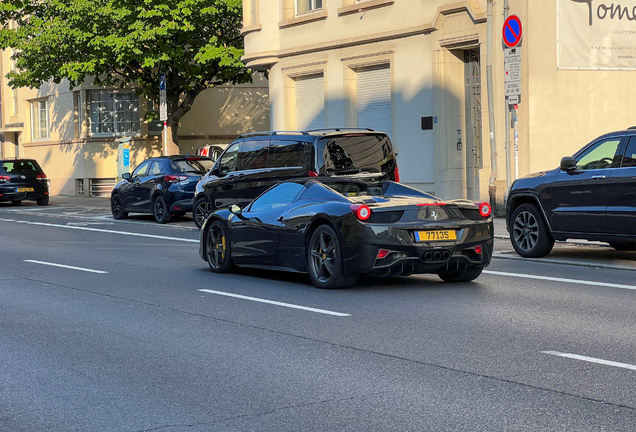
[502,15,522,183]
[159,73,168,156]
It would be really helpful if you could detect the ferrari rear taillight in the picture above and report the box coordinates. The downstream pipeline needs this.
[350,204,371,221]
[377,249,390,259]
[165,175,188,182]
[394,166,400,182]
[474,245,483,254]
[478,202,491,218]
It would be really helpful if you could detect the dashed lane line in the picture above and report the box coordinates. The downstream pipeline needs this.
[199,289,351,317]
[542,351,636,371]
[483,270,636,291]
[25,260,108,274]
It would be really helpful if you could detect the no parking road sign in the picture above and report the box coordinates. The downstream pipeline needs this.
[503,15,522,48]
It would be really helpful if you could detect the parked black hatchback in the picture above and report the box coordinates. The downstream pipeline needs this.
[111,156,213,223]
[506,128,636,257]
[192,129,399,228]
[0,159,49,206]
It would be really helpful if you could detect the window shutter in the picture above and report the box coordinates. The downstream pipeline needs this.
[295,75,325,131]
[356,67,392,138]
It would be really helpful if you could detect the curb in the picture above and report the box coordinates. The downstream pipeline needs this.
[494,235,610,248]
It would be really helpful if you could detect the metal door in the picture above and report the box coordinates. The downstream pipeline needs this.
[464,49,482,200]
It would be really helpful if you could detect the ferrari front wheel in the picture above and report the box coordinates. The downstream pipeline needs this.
[206,220,234,273]
[307,225,357,289]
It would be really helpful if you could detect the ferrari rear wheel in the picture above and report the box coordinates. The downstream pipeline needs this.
[438,266,484,283]
[307,225,357,289]
[206,220,234,273]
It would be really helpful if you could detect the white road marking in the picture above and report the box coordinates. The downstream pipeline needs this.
[0,218,198,243]
[542,351,636,371]
[483,270,636,291]
[198,289,351,317]
[25,260,108,274]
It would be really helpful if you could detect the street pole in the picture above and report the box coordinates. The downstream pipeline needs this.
[159,73,168,156]
[504,0,512,197]
[163,121,168,156]
[486,0,498,210]
[514,106,519,179]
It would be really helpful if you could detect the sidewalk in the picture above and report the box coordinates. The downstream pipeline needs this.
[32,195,636,272]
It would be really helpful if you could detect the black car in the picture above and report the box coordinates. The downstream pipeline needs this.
[0,158,49,206]
[506,127,636,257]
[199,178,493,288]
[192,129,399,228]
[111,156,213,223]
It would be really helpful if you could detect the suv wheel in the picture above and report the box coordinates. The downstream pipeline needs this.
[193,197,212,229]
[510,203,554,258]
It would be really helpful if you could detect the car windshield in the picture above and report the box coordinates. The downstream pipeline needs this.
[1,160,40,173]
[316,134,395,176]
[320,180,437,200]
[171,159,213,174]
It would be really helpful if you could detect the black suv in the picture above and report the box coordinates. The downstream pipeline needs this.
[111,155,213,223]
[0,158,49,206]
[506,128,636,257]
[192,129,399,228]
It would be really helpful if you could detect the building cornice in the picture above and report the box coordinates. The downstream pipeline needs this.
[242,1,486,70]
[337,0,395,16]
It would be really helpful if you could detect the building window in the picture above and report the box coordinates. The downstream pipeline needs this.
[12,89,18,115]
[250,0,259,25]
[297,0,323,14]
[30,99,49,141]
[89,92,140,136]
[295,74,325,130]
[356,66,392,138]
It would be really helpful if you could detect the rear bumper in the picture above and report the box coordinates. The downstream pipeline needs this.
[169,197,194,212]
[0,185,48,202]
[342,221,494,277]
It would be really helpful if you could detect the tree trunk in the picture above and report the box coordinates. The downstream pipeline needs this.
[161,89,201,155]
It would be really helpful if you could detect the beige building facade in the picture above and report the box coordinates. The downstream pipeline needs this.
[0,50,270,196]
[242,0,636,208]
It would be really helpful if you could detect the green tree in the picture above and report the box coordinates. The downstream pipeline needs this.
[0,0,251,149]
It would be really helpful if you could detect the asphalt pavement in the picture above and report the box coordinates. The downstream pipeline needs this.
[2,196,636,431]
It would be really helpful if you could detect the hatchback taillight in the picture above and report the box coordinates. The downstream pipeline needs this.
[350,204,371,221]
[165,175,188,182]
[37,174,47,180]
[0,175,9,182]
[394,166,400,183]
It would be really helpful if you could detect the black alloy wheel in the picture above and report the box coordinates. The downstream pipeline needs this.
[153,195,172,224]
[193,197,212,229]
[206,221,234,273]
[11,200,21,205]
[510,203,554,258]
[307,225,357,289]
[111,195,128,219]
[438,266,484,282]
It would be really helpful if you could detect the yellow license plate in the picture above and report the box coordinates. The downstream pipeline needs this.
[414,230,456,242]
[16,187,34,192]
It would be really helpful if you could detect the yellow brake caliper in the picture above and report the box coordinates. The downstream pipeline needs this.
[221,236,226,259]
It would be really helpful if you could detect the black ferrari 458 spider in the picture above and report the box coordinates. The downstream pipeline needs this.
[199,178,494,288]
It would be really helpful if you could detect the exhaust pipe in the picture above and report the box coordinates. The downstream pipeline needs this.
[424,251,433,261]
[433,251,442,261]
[442,251,450,260]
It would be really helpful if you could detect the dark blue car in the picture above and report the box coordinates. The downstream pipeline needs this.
[110,156,213,223]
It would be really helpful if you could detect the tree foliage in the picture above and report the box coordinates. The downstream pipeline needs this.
[0,0,251,146]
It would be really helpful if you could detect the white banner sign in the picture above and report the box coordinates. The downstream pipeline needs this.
[558,0,636,70]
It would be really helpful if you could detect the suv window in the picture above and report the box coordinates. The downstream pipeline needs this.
[238,140,269,171]
[219,143,239,175]
[132,160,151,177]
[621,136,636,168]
[316,134,394,175]
[575,138,621,171]
[268,140,304,168]
[249,182,305,212]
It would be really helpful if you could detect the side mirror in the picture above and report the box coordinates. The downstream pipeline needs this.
[229,204,242,216]
[122,172,131,181]
[560,157,577,172]
[209,166,220,176]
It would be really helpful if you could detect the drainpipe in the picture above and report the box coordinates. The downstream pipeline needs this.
[486,0,498,210]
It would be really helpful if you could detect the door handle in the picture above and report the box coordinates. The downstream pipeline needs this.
[591,175,606,180]
[237,173,245,179]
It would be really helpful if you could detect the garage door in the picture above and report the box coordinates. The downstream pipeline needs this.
[295,75,325,131]
[356,66,392,138]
